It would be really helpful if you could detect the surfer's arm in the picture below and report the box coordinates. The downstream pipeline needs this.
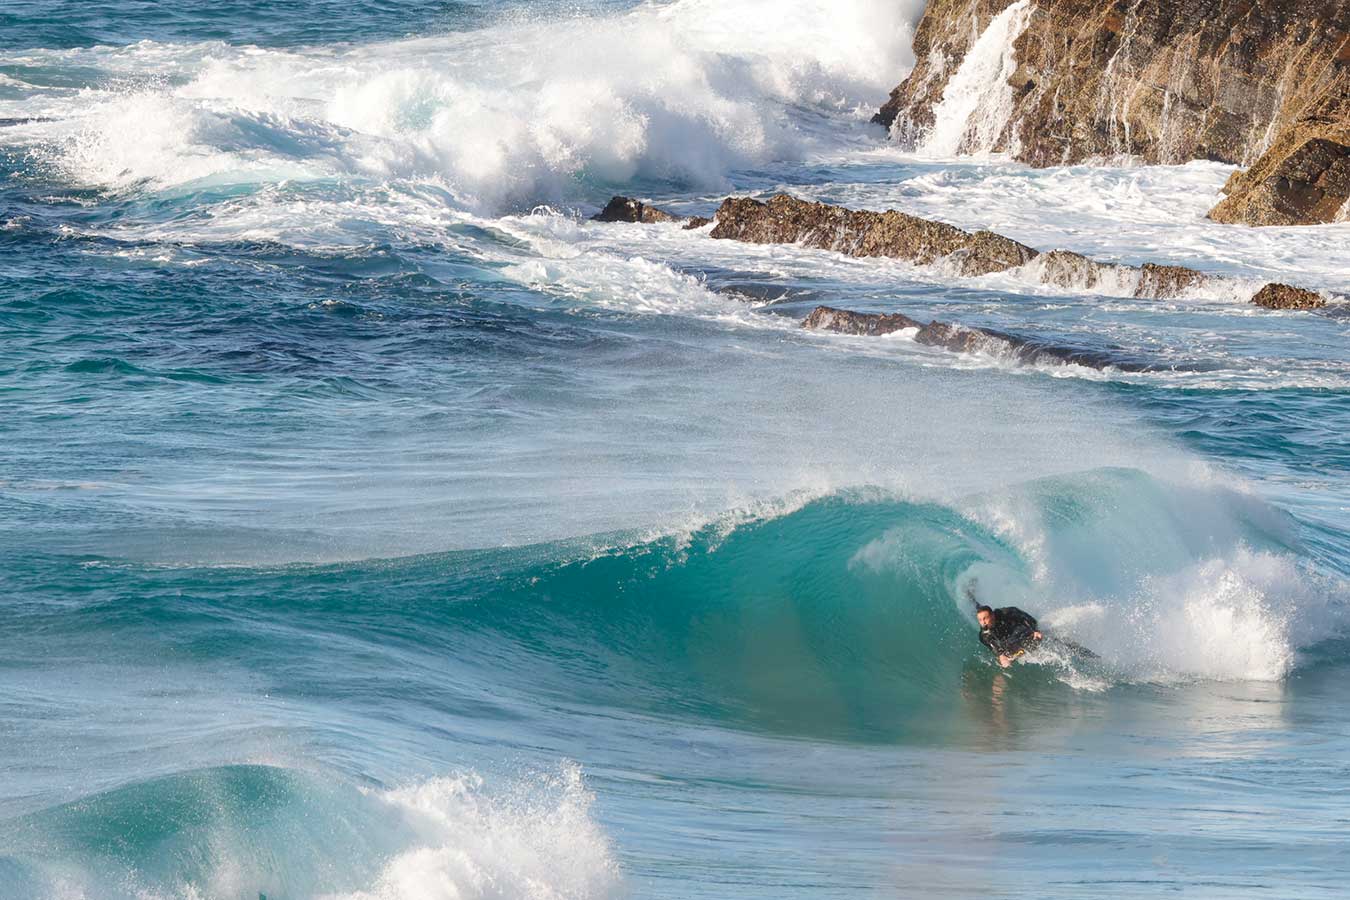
[1003,608,1041,639]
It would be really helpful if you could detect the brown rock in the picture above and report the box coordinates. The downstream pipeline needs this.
[592,196,680,224]
[1209,137,1350,225]
[683,216,713,230]
[710,194,1035,273]
[956,230,1040,276]
[1135,263,1207,299]
[704,195,1326,313]
[802,306,923,336]
[1251,283,1328,310]
[914,321,989,353]
[1036,249,1113,289]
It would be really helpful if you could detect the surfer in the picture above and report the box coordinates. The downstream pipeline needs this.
[975,604,1042,668]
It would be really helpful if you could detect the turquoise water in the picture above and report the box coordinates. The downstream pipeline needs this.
[3,1,1350,897]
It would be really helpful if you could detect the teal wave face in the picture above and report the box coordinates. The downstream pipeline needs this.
[11,468,1335,751]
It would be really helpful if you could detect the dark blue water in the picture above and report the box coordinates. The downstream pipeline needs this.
[3,1,1349,897]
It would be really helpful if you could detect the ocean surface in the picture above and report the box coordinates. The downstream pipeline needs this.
[3,1,1350,897]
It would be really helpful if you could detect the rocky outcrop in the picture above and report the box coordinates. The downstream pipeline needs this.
[595,193,1334,311]
[802,305,1151,370]
[1135,263,1205,299]
[709,194,1039,275]
[874,0,1350,225]
[1210,137,1350,226]
[1251,282,1328,310]
[593,196,711,229]
[705,194,1335,309]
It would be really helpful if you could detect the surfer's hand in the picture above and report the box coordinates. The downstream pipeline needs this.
[998,654,1012,668]
[1033,631,1043,641]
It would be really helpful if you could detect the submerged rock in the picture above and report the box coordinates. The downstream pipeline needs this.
[709,194,1037,274]
[592,196,681,224]
[1251,283,1328,310]
[804,305,1150,371]
[801,306,922,336]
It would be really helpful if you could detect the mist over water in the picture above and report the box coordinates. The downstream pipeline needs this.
[3,1,1350,898]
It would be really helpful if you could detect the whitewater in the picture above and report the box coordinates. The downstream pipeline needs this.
[2,0,1349,897]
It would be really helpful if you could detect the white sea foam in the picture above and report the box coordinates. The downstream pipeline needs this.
[3,0,925,209]
[329,764,621,900]
[961,470,1350,684]
[916,0,1032,157]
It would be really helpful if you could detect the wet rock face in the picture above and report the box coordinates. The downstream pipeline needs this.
[709,194,1038,274]
[875,0,1350,224]
[1210,137,1350,226]
[1135,263,1206,299]
[704,194,1332,310]
[1252,283,1328,310]
[801,306,923,335]
[595,193,1332,312]
[1035,250,1113,289]
[803,306,1151,370]
[592,196,681,224]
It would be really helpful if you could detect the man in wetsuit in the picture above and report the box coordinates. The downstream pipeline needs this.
[976,605,1043,668]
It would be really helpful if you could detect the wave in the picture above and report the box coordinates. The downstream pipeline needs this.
[105,468,1338,741]
[0,763,620,900]
[452,471,1342,723]
[7,0,925,210]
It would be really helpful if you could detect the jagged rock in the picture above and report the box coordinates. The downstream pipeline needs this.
[683,216,713,230]
[1036,250,1112,288]
[592,196,681,224]
[709,194,1037,273]
[1251,283,1328,310]
[1135,263,1207,299]
[1210,137,1350,226]
[706,194,1325,311]
[802,306,923,335]
[874,0,1350,225]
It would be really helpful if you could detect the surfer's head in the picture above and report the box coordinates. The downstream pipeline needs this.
[975,606,994,628]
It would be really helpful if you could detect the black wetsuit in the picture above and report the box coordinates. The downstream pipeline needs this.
[979,607,1039,657]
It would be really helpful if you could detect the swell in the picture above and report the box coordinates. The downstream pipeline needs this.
[19,469,1346,741]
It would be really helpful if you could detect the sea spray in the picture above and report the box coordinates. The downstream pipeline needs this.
[28,0,928,209]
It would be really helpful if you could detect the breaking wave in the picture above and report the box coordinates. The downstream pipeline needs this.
[10,0,926,211]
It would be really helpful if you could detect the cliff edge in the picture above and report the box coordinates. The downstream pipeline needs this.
[874,0,1350,225]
